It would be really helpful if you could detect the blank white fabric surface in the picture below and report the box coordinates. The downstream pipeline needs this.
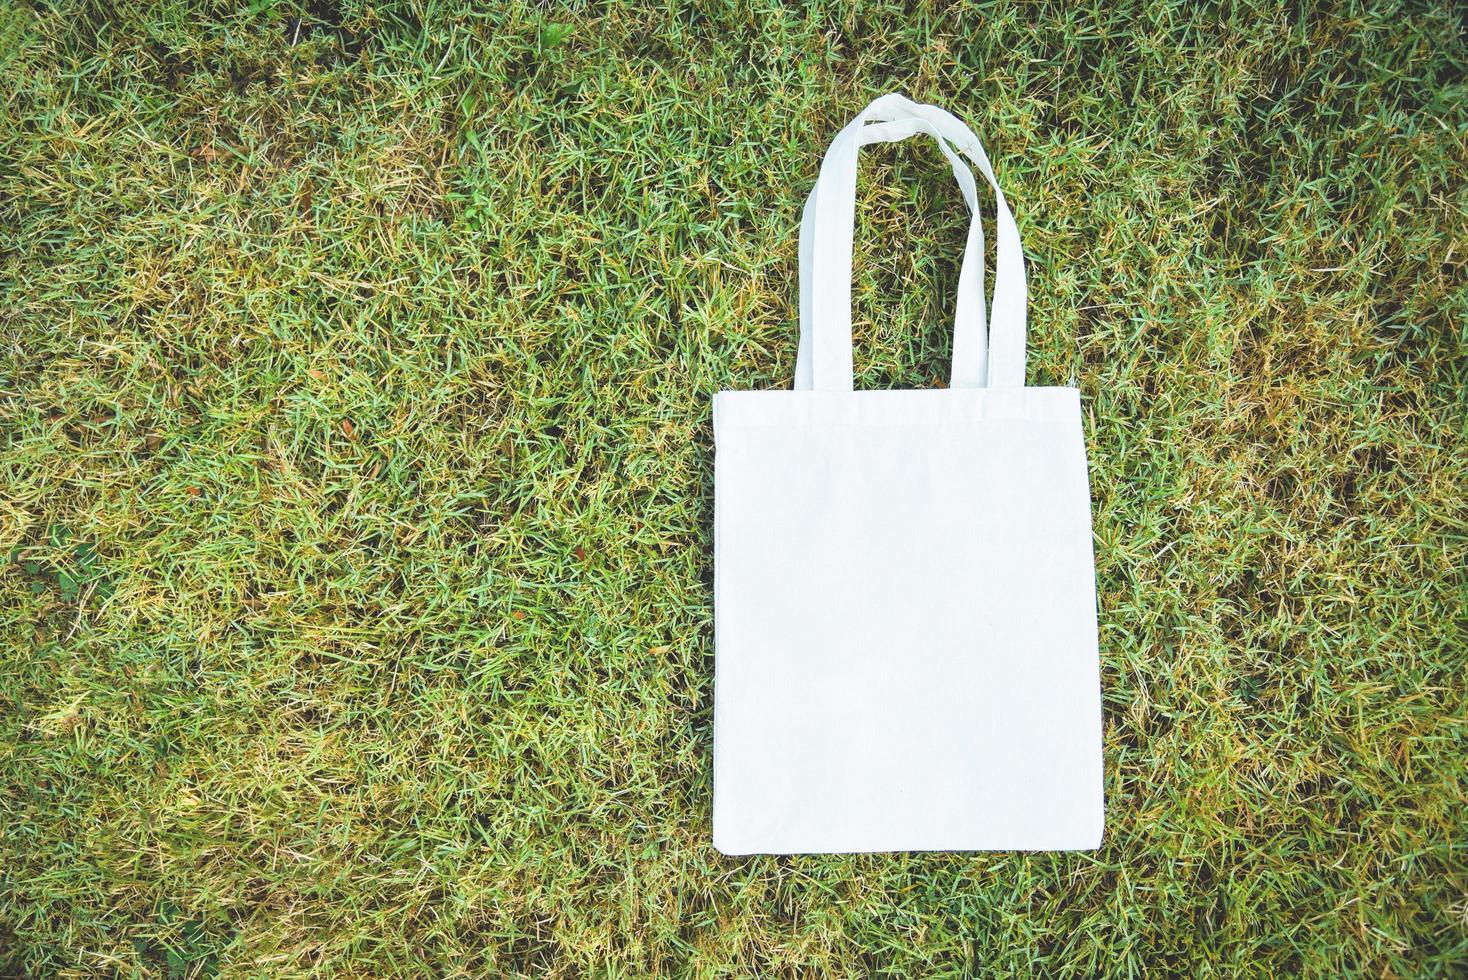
[711,94,1104,855]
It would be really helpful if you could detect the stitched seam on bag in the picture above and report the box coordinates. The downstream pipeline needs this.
[713,389,1081,428]
[716,415,1081,429]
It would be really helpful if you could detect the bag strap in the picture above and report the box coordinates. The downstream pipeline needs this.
[794,94,1028,391]
[797,115,991,389]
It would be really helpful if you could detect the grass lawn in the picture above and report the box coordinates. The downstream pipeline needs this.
[2,0,1466,975]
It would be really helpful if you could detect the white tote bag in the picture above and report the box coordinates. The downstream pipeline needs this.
[712,94,1104,854]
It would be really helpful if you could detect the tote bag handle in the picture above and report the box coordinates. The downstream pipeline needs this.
[794,93,1028,391]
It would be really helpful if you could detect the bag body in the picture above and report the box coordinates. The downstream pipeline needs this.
[712,94,1104,854]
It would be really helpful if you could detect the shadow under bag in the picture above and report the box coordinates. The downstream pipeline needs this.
[712,93,1104,854]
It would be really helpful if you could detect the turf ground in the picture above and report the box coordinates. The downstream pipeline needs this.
[2,0,1466,976]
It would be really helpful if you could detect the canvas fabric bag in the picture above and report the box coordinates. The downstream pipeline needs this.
[712,93,1104,854]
